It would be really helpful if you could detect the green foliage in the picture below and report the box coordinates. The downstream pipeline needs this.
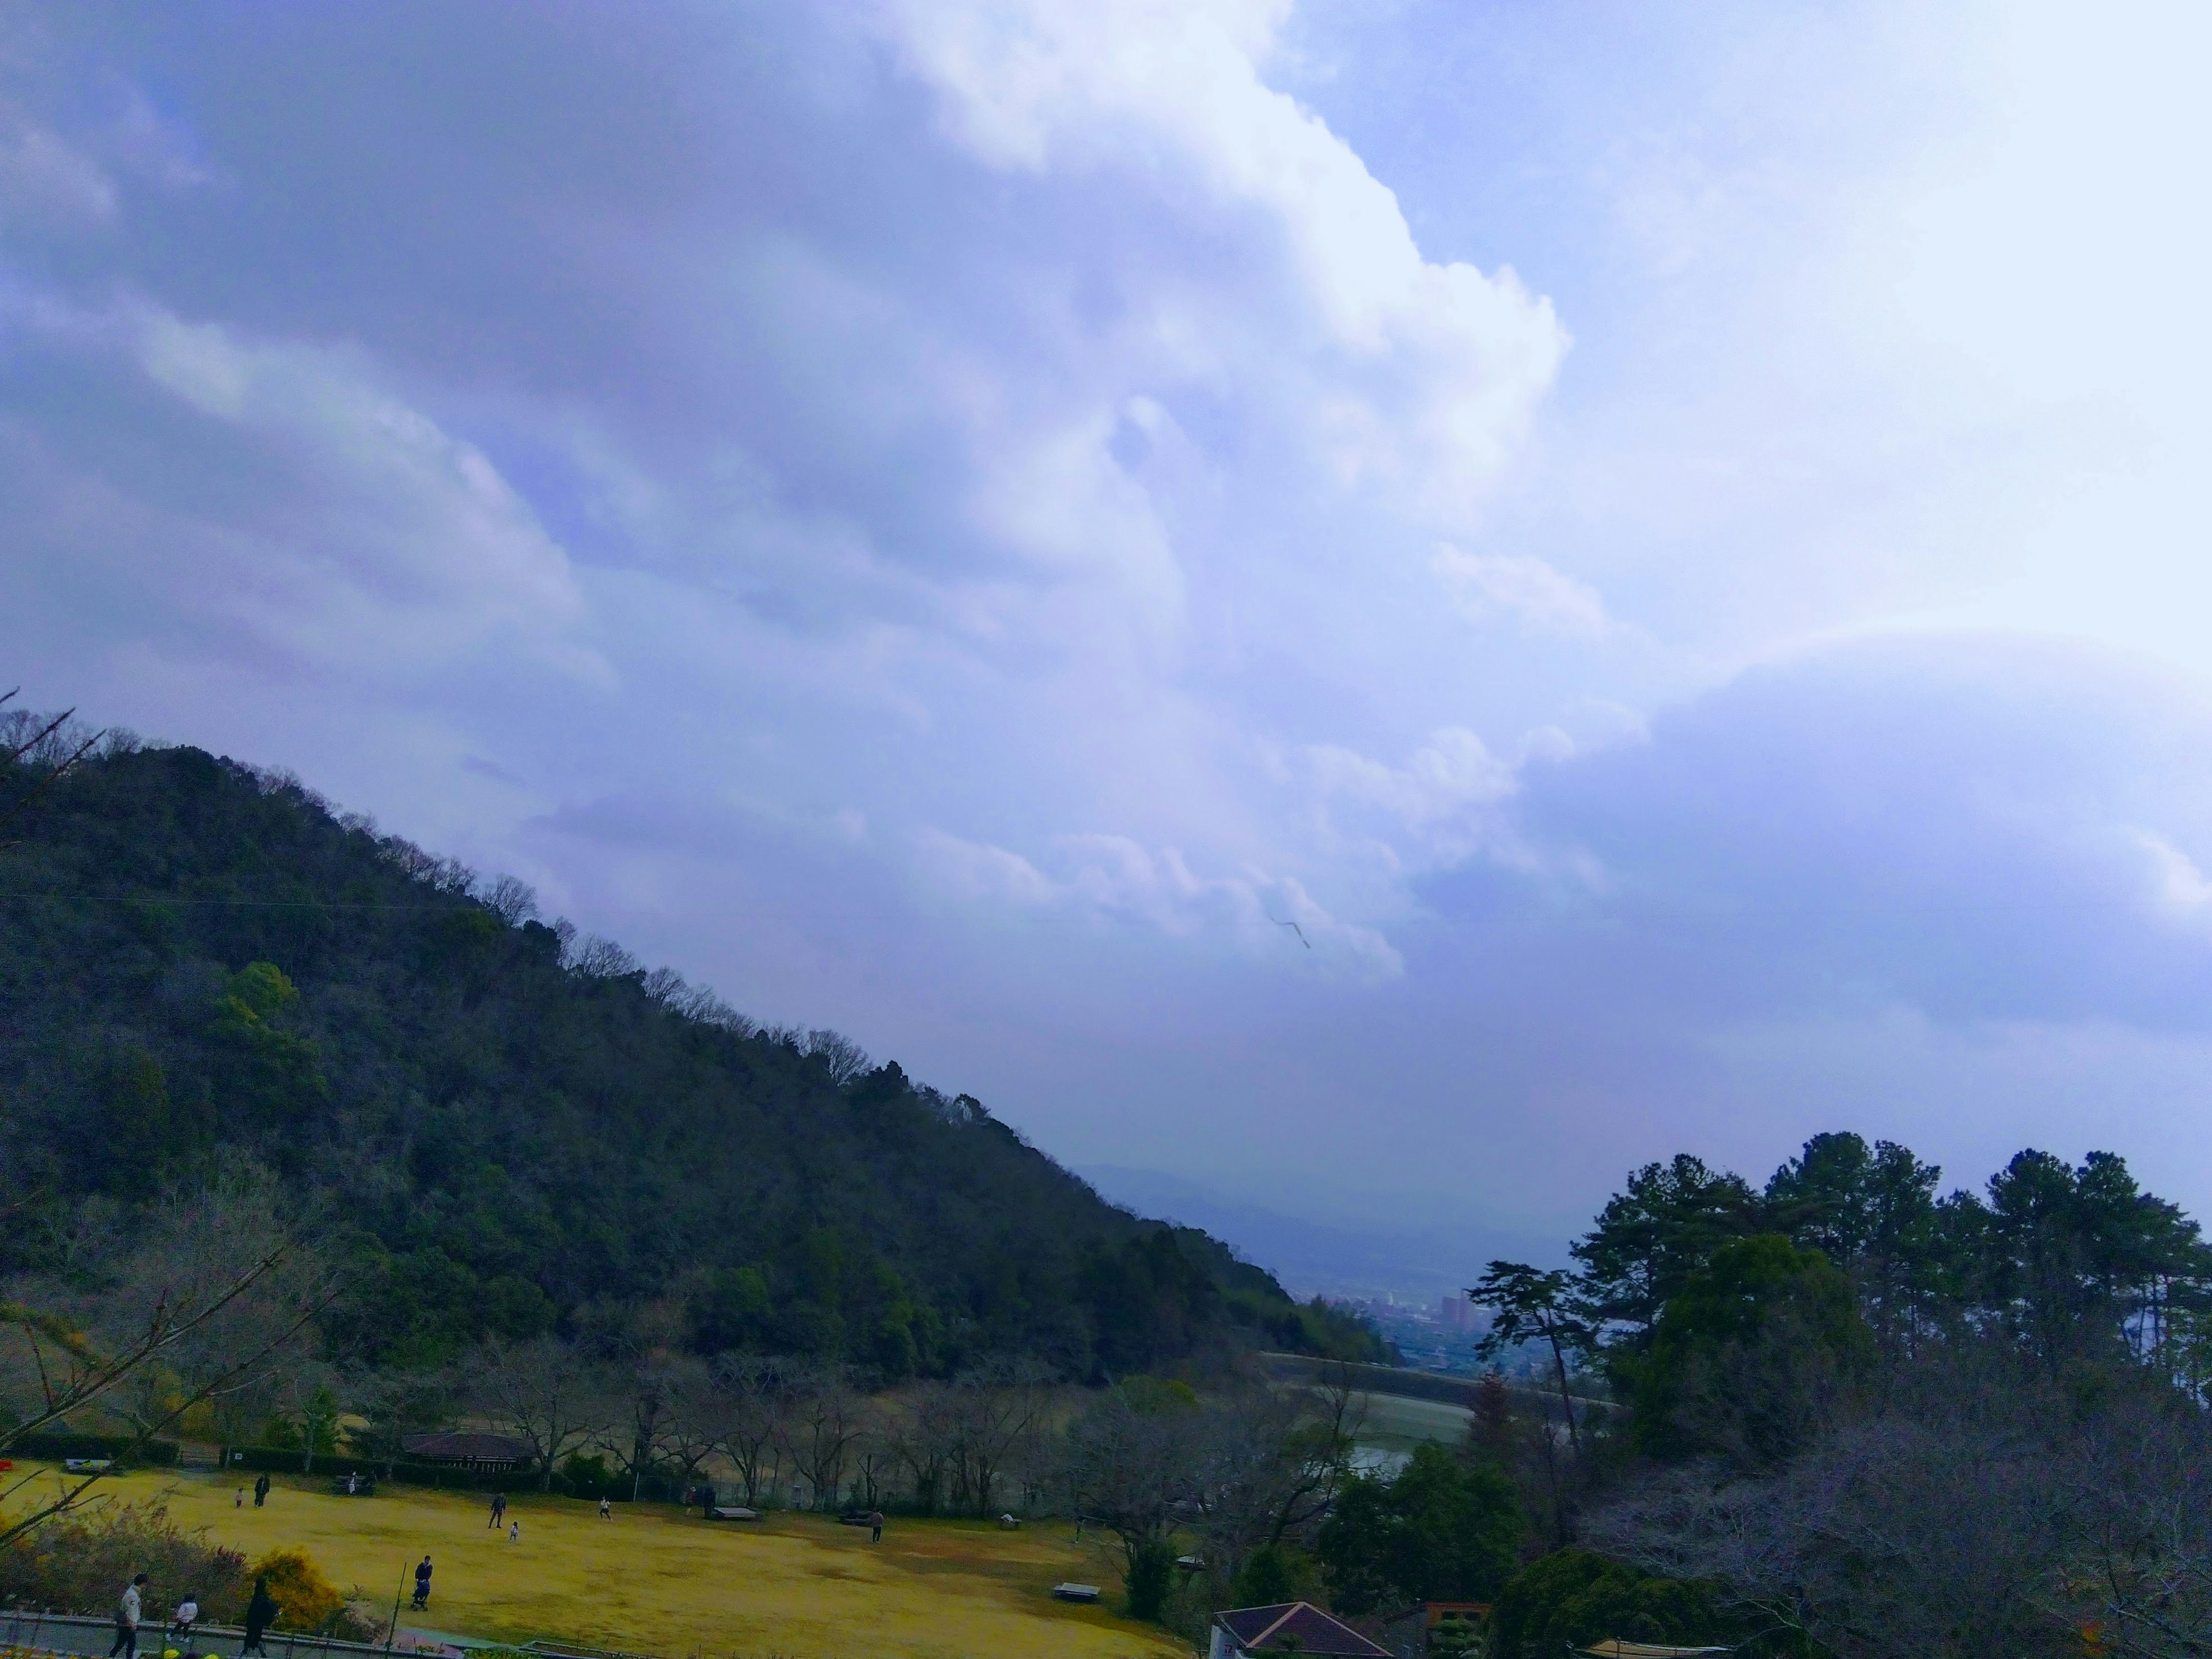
[1956,1147,2211,1368]
[1126,1535,1175,1622]
[1428,1611,1481,1659]
[1490,1549,1729,1659]
[559,1450,618,1498]
[0,743,1335,1377]
[1317,1442,1523,1615]
[1572,1155,1764,1362]
[688,1265,773,1354]
[1232,1541,1311,1608]
[1764,1132,1945,1351]
[1119,1374,1200,1414]
[1635,1234,1874,1464]
[1566,1134,2211,1417]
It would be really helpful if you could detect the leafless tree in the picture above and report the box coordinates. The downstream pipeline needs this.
[571,935,641,978]
[849,1407,897,1510]
[801,1029,870,1086]
[2057,1385,2212,1659]
[648,1355,726,1493]
[779,1366,866,1510]
[348,1366,452,1478]
[1588,1353,2085,1659]
[892,1381,961,1514]
[1179,1372,1362,1590]
[946,1361,1052,1517]
[1060,1382,1207,1576]
[0,1176,333,1546]
[471,1336,616,1491]
[0,692,107,851]
[712,1355,785,1506]
[479,874,539,926]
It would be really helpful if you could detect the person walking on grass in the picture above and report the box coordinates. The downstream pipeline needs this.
[233,1488,244,1509]
[488,1492,506,1529]
[507,1519,520,1544]
[108,1574,146,1659]
[869,1509,884,1544]
[240,1577,277,1658]
[412,1556,432,1611]
[597,1496,611,1520]
[252,1474,270,1508]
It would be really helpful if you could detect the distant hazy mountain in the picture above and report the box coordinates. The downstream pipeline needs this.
[1078,1165,1550,1305]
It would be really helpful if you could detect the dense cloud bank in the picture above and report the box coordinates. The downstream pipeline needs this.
[2,2,2209,1235]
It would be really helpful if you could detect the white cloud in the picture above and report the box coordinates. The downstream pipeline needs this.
[914,823,1403,977]
[0,123,116,226]
[2136,831,2212,923]
[1305,726,1517,831]
[871,0,1566,523]
[1430,544,1609,638]
[119,306,595,677]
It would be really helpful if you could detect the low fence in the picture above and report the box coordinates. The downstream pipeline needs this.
[0,1611,414,1659]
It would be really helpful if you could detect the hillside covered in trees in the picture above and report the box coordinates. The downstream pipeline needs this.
[0,723,1384,1378]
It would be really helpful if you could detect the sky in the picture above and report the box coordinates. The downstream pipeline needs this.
[5,0,2212,1253]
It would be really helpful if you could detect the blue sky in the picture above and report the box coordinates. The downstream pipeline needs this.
[5,1,2211,1244]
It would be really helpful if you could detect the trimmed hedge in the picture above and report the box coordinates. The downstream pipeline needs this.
[217,1446,541,1491]
[4,1432,178,1465]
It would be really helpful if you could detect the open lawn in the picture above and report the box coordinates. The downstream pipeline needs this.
[5,1467,1184,1659]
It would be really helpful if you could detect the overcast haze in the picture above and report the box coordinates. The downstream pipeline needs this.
[6,1,2211,1248]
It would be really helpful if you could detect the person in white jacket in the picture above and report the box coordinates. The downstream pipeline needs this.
[108,1574,147,1659]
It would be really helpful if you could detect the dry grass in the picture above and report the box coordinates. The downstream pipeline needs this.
[3,1467,1184,1659]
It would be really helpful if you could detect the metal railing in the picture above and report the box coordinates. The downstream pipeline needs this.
[0,1612,427,1659]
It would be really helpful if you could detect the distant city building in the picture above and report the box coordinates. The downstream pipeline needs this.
[1439,1291,1476,1332]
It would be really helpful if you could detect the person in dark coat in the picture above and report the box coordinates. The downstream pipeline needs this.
[252,1474,270,1509]
[411,1556,432,1610]
[488,1492,506,1529]
[240,1577,278,1657]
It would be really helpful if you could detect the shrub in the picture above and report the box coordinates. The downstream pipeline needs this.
[0,1503,247,1620]
[251,1548,343,1633]
[1126,1537,1175,1623]
[1490,1548,1730,1659]
[557,1452,618,1499]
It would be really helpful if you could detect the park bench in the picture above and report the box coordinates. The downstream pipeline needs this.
[707,1506,759,1521]
[1051,1585,1101,1603]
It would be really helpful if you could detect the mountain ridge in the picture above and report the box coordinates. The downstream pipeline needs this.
[0,730,1385,1377]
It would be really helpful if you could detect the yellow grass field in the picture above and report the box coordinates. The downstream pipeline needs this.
[5,1467,1185,1659]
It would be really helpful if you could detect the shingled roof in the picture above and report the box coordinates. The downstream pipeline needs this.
[400,1431,534,1463]
[1214,1602,1391,1658]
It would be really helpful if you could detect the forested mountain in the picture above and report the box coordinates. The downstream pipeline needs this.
[0,726,1382,1378]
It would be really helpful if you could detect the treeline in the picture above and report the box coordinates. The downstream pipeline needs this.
[1055,1132,2212,1659]
[1463,1133,2212,1659]
[0,721,1385,1380]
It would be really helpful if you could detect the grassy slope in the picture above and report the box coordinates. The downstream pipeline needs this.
[6,1468,1183,1659]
